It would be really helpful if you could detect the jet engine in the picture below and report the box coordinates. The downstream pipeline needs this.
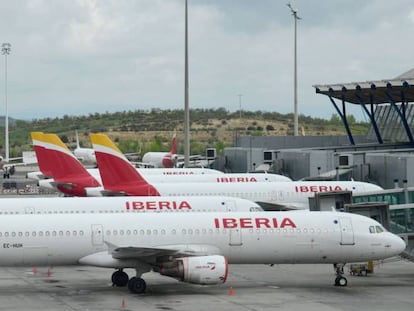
[158,255,228,285]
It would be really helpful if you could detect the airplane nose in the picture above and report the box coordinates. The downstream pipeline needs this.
[396,236,407,254]
[391,235,407,256]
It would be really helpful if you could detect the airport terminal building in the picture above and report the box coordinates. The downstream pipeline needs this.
[222,69,414,260]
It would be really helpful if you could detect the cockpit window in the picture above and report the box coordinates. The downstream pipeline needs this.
[370,225,385,233]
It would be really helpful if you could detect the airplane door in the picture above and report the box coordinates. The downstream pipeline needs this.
[339,217,355,245]
[229,228,242,246]
[91,224,104,246]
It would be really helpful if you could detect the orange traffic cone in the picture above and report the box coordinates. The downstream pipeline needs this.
[229,286,234,296]
[121,298,126,308]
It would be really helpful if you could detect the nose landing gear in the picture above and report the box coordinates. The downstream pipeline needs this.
[333,263,348,287]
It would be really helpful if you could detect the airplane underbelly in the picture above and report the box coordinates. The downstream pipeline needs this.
[23,246,49,266]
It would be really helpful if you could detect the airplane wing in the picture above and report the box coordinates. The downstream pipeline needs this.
[109,242,222,261]
[79,242,223,268]
[256,201,309,211]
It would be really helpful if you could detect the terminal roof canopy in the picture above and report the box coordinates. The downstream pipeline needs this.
[313,68,414,105]
[313,68,414,145]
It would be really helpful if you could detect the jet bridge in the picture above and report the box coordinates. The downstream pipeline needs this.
[313,68,414,145]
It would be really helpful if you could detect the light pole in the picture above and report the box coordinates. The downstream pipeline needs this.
[183,0,190,167]
[287,3,300,136]
[2,43,11,161]
[238,94,243,126]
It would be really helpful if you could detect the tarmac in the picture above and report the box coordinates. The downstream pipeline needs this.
[0,172,413,310]
[0,259,412,311]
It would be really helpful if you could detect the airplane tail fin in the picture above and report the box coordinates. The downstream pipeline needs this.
[31,132,54,178]
[170,132,177,155]
[90,133,160,196]
[31,132,101,196]
[75,130,81,149]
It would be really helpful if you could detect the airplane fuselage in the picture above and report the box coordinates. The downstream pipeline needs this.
[0,196,262,215]
[98,180,383,210]
[0,211,404,267]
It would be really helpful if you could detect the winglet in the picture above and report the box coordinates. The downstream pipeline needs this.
[90,133,160,196]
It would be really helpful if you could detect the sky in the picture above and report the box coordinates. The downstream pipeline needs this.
[0,0,414,121]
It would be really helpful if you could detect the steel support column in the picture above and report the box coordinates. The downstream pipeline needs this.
[328,89,355,145]
[356,91,383,144]
[385,85,414,144]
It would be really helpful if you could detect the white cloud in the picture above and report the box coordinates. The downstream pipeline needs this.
[0,0,414,121]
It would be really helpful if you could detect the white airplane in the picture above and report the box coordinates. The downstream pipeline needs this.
[0,210,405,293]
[30,132,291,197]
[141,133,178,168]
[0,155,28,178]
[91,134,383,210]
[73,130,96,166]
[0,196,262,215]
[91,135,293,182]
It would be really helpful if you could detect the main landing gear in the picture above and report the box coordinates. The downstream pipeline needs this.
[111,269,148,294]
[333,263,348,287]
[112,269,129,287]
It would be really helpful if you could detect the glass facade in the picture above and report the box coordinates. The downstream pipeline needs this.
[353,191,414,234]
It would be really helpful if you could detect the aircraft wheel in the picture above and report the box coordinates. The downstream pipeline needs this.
[111,270,129,287]
[128,277,147,294]
[335,276,347,287]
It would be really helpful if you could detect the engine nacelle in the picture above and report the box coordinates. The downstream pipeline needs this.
[159,255,228,285]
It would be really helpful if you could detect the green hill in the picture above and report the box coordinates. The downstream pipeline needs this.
[0,108,368,158]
